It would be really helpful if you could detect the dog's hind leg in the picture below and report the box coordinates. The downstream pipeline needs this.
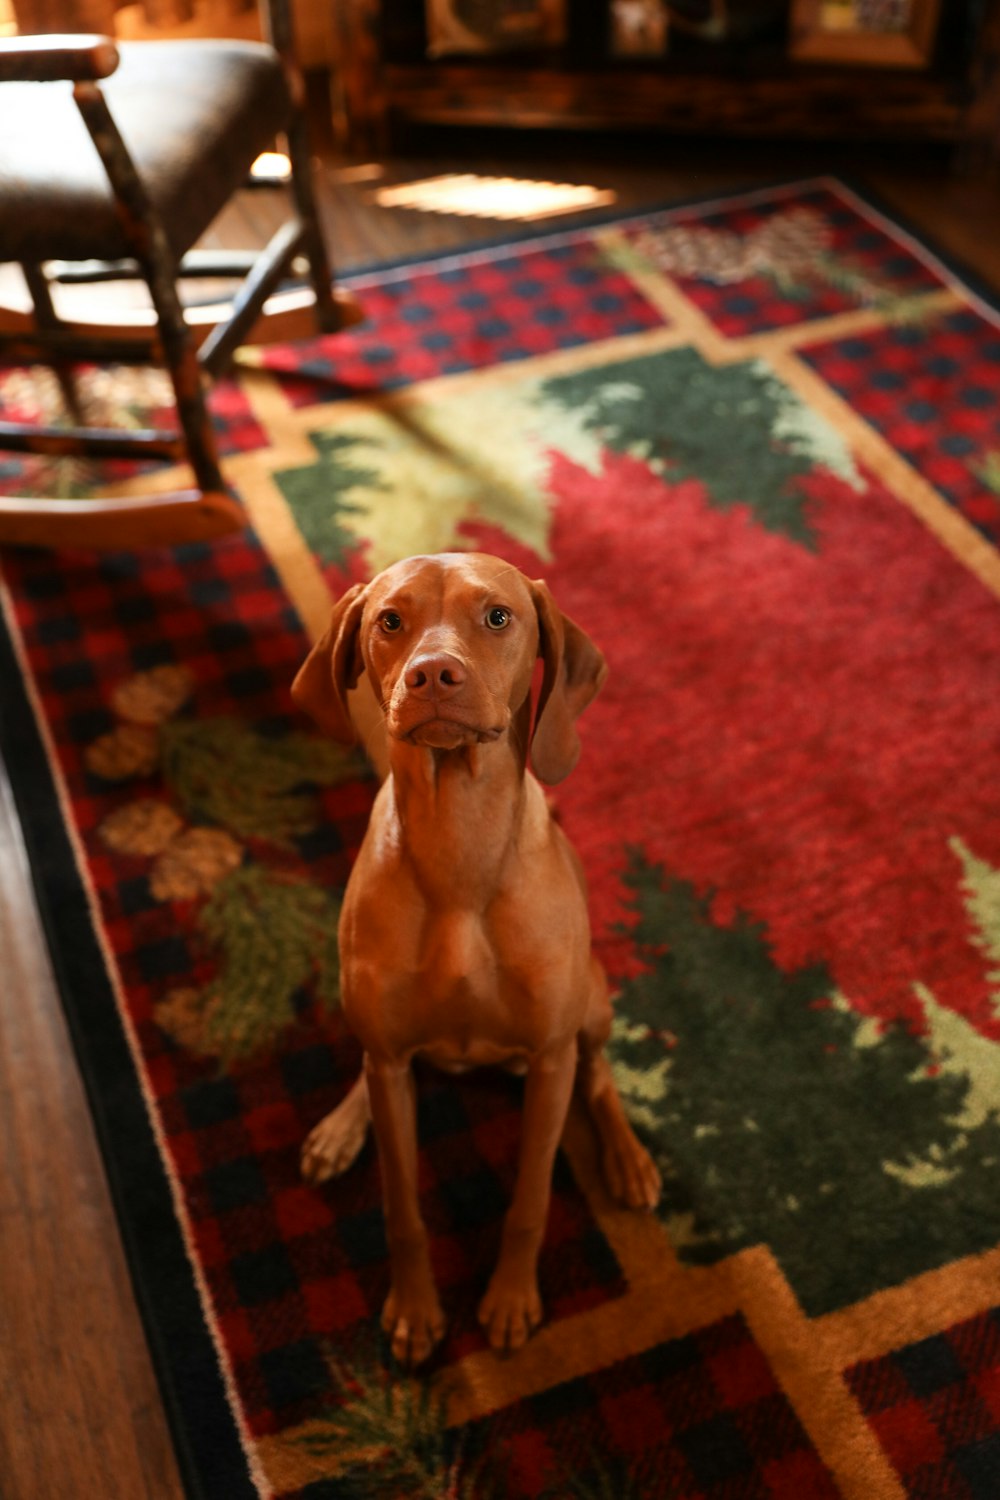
[301,1072,371,1184]
[577,963,661,1211]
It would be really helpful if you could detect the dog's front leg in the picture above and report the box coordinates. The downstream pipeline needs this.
[364,1053,445,1366]
[478,1038,577,1354]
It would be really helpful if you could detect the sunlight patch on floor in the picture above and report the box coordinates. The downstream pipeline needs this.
[250,151,292,184]
[372,174,617,221]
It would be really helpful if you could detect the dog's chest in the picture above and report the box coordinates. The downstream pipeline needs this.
[409,909,539,1068]
[342,786,588,1064]
[417,908,504,1009]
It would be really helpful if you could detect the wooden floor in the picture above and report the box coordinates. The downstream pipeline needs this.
[2,124,1000,1500]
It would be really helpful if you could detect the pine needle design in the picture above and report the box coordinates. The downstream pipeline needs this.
[151,716,357,1060]
[291,1349,495,1500]
[194,865,342,1062]
[287,1344,653,1498]
[603,206,934,321]
[160,717,361,849]
[89,670,366,1064]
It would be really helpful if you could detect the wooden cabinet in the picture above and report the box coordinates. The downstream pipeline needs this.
[330,0,1000,160]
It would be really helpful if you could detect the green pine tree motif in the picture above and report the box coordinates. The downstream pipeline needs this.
[271,378,583,575]
[288,1344,496,1499]
[609,851,1000,1316]
[274,430,385,568]
[272,347,863,568]
[159,717,363,849]
[194,865,341,1062]
[539,348,863,548]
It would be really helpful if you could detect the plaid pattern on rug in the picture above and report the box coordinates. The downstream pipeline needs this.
[3,177,1000,1499]
[846,1311,1000,1500]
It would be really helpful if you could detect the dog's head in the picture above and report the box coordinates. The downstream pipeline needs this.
[292,552,606,784]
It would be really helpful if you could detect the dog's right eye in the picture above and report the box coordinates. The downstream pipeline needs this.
[380,612,403,633]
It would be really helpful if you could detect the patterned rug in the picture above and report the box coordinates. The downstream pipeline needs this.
[3,178,1000,1500]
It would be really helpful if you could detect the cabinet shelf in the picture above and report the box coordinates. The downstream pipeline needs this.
[380,58,967,140]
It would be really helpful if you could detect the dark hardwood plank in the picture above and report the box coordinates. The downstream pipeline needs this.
[0,768,184,1500]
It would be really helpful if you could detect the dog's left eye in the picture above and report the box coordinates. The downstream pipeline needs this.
[486,607,511,631]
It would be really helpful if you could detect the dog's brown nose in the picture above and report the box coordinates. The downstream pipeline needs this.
[404,653,467,698]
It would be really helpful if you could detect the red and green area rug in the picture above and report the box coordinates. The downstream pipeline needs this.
[3,178,1000,1499]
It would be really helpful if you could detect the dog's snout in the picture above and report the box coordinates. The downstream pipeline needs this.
[404,652,467,697]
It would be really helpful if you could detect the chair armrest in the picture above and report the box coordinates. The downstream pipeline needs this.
[0,34,119,84]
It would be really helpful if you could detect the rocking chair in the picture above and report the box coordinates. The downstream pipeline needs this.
[0,4,362,549]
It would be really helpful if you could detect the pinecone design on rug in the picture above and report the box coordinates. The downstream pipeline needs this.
[88,663,361,1064]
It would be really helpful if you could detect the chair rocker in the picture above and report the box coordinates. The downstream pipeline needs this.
[0,9,362,549]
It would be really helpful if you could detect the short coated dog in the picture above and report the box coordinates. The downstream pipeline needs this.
[292,552,661,1365]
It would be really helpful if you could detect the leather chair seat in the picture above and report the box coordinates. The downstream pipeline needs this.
[0,40,291,264]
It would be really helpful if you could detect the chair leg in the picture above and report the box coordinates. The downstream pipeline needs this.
[260,0,339,334]
[21,260,84,426]
[143,253,227,496]
[282,94,343,335]
[70,78,230,499]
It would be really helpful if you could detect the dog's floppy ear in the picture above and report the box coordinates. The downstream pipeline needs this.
[530,580,608,785]
[291,582,369,743]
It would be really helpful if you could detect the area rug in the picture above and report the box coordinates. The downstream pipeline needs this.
[3,177,1000,1500]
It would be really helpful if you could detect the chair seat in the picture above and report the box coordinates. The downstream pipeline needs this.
[0,40,291,265]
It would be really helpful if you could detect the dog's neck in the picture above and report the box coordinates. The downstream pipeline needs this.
[385,710,532,906]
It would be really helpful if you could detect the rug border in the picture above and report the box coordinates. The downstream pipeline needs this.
[2,171,999,1500]
[339,176,829,283]
[335,172,1000,333]
[829,174,1000,331]
[0,597,259,1500]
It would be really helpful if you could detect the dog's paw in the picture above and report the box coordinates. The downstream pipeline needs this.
[603,1129,662,1211]
[477,1276,543,1355]
[301,1101,370,1184]
[381,1289,446,1368]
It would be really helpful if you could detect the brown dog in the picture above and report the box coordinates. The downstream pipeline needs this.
[292,552,660,1365]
